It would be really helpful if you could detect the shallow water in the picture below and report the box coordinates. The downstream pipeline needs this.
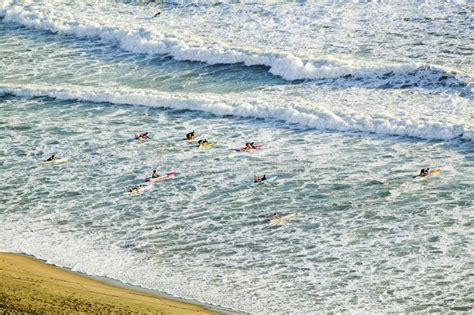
[0,1,473,313]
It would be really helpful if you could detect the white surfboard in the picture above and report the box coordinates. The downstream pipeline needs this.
[270,213,296,225]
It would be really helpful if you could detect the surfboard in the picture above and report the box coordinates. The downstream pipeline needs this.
[145,171,176,183]
[425,169,441,177]
[269,213,296,225]
[235,144,264,152]
[44,157,69,165]
[126,184,153,195]
[198,142,217,148]
[249,175,278,188]
[130,133,152,142]
[414,168,441,179]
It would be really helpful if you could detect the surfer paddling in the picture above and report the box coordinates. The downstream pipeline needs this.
[197,139,209,147]
[186,131,195,140]
[419,168,431,177]
[414,167,441,178]
[135,132,150,141]
[46,154,56,161]
[241,142,257,151]
[254,175,267,183]
[128,185,145,193]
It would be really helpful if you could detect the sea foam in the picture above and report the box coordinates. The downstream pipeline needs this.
[0,0,470,89]
[0,84,467,140]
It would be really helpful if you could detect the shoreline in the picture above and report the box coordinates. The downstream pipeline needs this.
[0,252,224,314]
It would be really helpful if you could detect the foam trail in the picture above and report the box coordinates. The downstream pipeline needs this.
[0,0,468,87]
[0,84,466,140]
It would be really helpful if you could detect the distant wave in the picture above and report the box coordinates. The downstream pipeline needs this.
[0,1,470,92]
[0,84,467,140]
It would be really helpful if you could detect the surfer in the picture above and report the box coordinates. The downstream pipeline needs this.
[153,11,161,17]
[243,142,257,151]
[46,154,56,161]
[254,175,267,183]
[135,132,150,140]
[151,169,160,178]
[271,213,281,220]
[186,131,195,140]
[128,185,144,193]
[419,168,430,177]
[197,139,209,147]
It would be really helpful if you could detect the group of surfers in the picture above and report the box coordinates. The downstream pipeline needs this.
[44,130,438,200]
[128,131,266,191]
[111,9,436,211]
[128,169,160,192]
[187,131,210,147]
[186,131,258,151]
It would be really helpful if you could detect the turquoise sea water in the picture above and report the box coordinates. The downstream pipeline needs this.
[1,1,473,313]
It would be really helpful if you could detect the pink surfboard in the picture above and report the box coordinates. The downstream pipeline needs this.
[145,171,176,183]
[234,144,264,152]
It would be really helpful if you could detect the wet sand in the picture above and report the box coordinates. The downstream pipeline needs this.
[0,252,220,314]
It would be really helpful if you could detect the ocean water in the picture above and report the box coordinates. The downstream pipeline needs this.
[0,1,473,313]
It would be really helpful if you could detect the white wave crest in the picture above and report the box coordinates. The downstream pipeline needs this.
[0,84,466,140]
[0,0,461,84]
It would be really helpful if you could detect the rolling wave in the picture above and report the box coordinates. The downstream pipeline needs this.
[0,0,470,92]
[0,84,467,140]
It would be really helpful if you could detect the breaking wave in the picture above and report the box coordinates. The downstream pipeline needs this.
[0,84,467,140]
[0,0,470,92]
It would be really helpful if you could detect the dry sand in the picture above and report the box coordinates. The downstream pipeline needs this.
[0,252,221,314]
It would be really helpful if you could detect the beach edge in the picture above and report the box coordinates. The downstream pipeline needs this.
[0,252,223,314]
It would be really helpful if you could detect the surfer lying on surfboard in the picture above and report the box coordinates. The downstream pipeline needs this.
[254,175,267,183]
[46,154,56,161]
[238,142,258,151]
[246,142,257,150]
[235,143,263,152]
[415,168,441,178]
[419,168,430,177]
[197,139,209,147]
[128,185,145,193]
[186,131,195,140]
[134,132,150,141]
[269,213,296,225]
[44,155,69,164]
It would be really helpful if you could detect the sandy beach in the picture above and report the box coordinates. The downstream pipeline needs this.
[0,252,220,314]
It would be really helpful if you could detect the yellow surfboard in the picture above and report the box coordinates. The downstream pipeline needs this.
[417,168,441,179]
[198,142,217,148]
